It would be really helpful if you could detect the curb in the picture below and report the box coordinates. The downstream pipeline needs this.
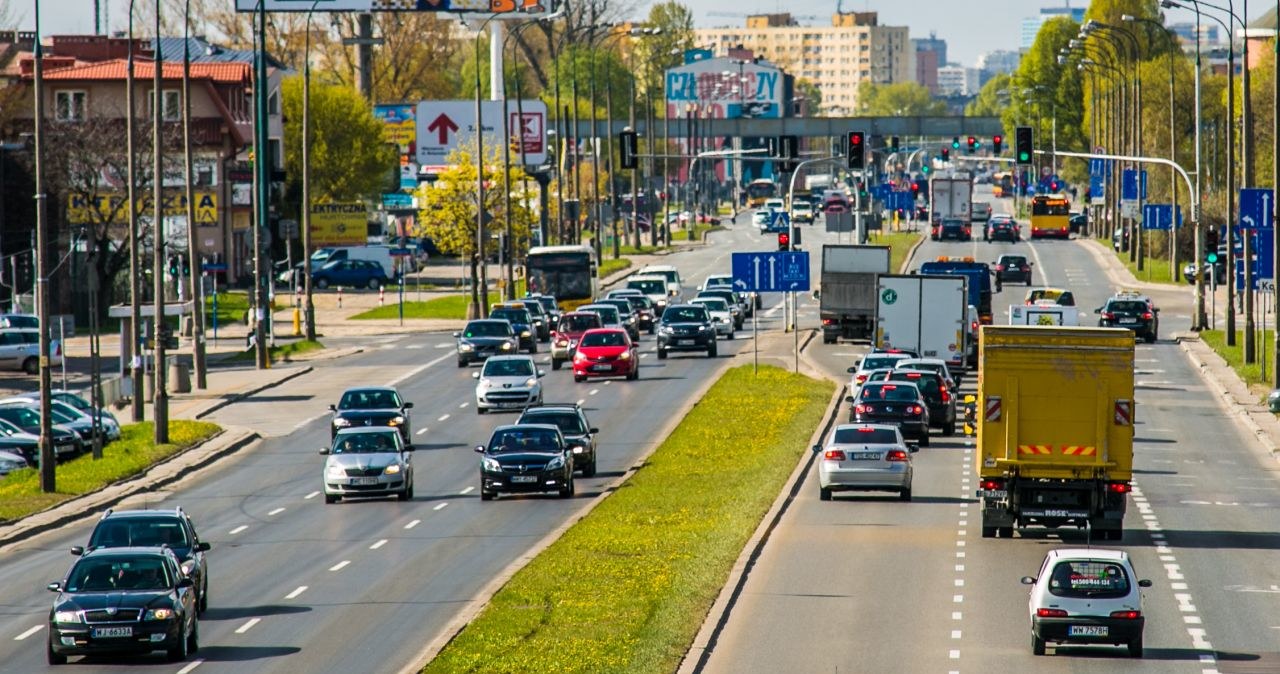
[900,231,927,274]
[194,365,315,419]
[1177,336,1280,457]
[284,346,364,363]
[0,428,261,550]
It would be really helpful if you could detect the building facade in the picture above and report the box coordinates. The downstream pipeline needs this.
[695,12,911,115]
[1020,6,1085,51]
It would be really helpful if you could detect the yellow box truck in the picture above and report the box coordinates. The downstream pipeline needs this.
[975,326,1135,540]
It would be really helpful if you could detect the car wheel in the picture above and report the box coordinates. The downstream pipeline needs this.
[551,358,562,371]
[574,374,586,383]
[368,278,381,290]
[944,422,956,437]
[727,330,735,340]
[583,459,597,477]
[627,366,638,381]
[649,325,656,335]
[167,617,191,661]
[316,278,330,289]
[22,357,38,375]
[819,487,832,501]
[480,489,495,501]
[1145,333,1157,344]
[657,348,667,359]
[1027,279,1033,286]
[324,494,339,504]
[198,580,208,614]
[47,635,66,665]
[1128,634,1143,658]
[399,481,412,501]
[477,406,487,415]
[999,526,1014,538]
[899,485,912,501]
[559,478,575,498]
[981,527,997,538]
[1032,633,1046,656]
[188,616,199,654]
[457,358,467,368]
[529,342,538,354]
[708,343,718,358]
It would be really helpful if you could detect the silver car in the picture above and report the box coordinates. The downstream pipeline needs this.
[473,355,544,414]
[320,428,414,503]
[690,297,734,338]
[813,423,915,501]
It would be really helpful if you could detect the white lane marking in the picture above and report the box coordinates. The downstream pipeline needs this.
[953,595,963,603]
[956,551,966,558]
[235,618,260,634]
[1166,563,1185,580]
[267,507,286,516]
[954,579,965,587]
[285,586,308,599]
[604,380,612,386]
[952,612,962,620]
[229,525,248,535]
[435,343,452,349]
[955,565,965,572]
[438,414,450,422]
[1185,615,1203,624]
[459,402,469,409]
[1172,582,1189,590]
[370,539,388,550]
[177,660,205,674]
[949,649,960,659]
[460,486,475,494]
[956,541,965,547]
[576,399,586,406]
[405,519,421,529]
[304,491,319,500]
[13,625,42,640]
[417,428,429,436]
[329,560,351,572]
[589,389,599,396]
[951,630,962,639]
[434,503,449,511]
[405,344,424,350]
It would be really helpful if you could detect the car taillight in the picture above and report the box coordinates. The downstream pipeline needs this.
[556,339,569,347]
[854,404,867,415]
[907,405,923,415]
[940,385,950,403]
[824,450,846,461]
[1020,265,1030,272]
[1036,608,1068,618]
[886,449,909,462]
[855,374,867,383]
[1108,482,1132,494]
[1101,312,1115,320]
[963,227,971,235]
[1142,312,1153,319]
[980,479,1003,490]
[822,318,835,325]
[971,321,978,331]
[1110,610,1141,620]
[995,264,1005,271]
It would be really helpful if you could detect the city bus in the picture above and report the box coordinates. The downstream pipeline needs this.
[746,178,778,208]
[1029,194,1072,239]
[525,244,598,310]
[991,171,1014,198]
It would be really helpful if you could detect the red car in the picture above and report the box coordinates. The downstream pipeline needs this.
[572,328,639,382]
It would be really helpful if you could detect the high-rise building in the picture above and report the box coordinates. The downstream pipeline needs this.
[936,64,968,96]
[977,50,1021,76]
[695,12,911,115]
[1020,5,1086,51]
[1169,22,1220,49]
[911,33,946,68]
[915,48,939,94]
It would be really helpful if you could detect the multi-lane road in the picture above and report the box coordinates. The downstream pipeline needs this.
[697,186,1280,673]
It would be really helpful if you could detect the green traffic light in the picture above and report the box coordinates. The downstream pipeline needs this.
[1018,152,1030,162]
[922,165,931,174]
[1206,253,1219,263]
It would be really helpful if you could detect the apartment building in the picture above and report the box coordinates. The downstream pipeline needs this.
[695,12,911,115]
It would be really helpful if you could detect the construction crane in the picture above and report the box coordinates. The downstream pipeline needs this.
[706,11,825,23]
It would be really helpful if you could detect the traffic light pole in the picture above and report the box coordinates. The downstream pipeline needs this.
[785,155,844,336]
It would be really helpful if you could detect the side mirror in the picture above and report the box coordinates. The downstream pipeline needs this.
[1153,308,1160,313]
[402,445,415,452]
[811,444,822,453]
[177,577,195,589]
[589,427,599,434]
[844,395,856,403]
[452,331,462,338]
[474,445,486,453]
[318,447,330,455]
[1138,579,1153,588]
[1093,308,1102,314]
[907,442,920,453]
[403,402,414,409]
[328,404,336,412]
[69,546,84,556]
[47,581,61,592]
[196,542,212,552]
[472,372,481,379]
[846,364,859,374]
[538,370,546,378]
[1020,576,1037,586]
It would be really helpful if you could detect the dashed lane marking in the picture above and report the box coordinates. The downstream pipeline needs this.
[229,525,248,535]
[235,618,260,634]
[405,519,421,529]
[438,414,450,422]
[13,625,41,640]
[267,507,285,516]
[329,560,351,572]
[285,586,307,600]
[460,486,474,495]
[176,660,204,674]
[304,491,319,500]
[434,503,449,511]
[370,539,388,550]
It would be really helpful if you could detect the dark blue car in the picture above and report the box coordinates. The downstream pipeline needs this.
[311,259,391,290]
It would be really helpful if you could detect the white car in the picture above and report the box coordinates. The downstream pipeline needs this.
[894,357,959,389]
[638,264,683,302]
[701,273,759,313]
[792,201,814,224]
[0,449,27,476]
[763,198,785,213]
[472,355,544,414]
[1022,548,1151,657]
[0,328,62,374]
[690,297,735,338]
[753,210,771,232]
[846,352,913,391]
[813,423,915,501]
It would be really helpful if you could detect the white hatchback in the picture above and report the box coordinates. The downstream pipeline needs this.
[813,423,915,501]
[1021,548,1151,658]
[846,352,912,392]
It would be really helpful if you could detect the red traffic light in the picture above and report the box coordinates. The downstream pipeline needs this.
[911,182,920,192]
[994,135,1003,144]
[777,232,790,250]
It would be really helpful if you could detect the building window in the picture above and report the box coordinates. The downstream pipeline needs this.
[268,89,280,116]
[54,90,87,122]
[148,90,182,122]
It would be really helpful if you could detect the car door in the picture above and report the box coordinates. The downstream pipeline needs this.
[0,330,30,369]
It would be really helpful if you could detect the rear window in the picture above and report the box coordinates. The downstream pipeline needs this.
[1047,560,1131,599]
[862,356,904,370]
[832,427,899,444]
[1000,256,1027,265]
[889,373,940,397]
[559,315,601,333]
[858,384,920,402]
[1108,300,1148,313]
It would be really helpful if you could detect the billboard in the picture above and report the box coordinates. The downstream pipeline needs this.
[310,202,368,246]
[665,58,784,119]
[415,99,547,166]
[236,0,549,12]
[375,104,417,155]
[67,192,218,225]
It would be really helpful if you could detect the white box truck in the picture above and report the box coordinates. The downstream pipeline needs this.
[819,245,891,344]
[875,274,969,370]
[929,174,973,239]
[1009,303,1080,326]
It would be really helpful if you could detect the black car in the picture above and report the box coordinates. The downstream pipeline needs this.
[47,547,198,664]
[490,305,538,353]
[1068,212,1087,234]
[994,254,1034,285]
[939,218,972,241]
[0,407,83,460]
[476,423,575,500]
[1096,293,1159,343]
[526,293,562,324]
[987,218,1020,242]
[596,298,642,341]
[328,386,414,443]
[0,417,41,464]
[657,304,717,359]
[517,403,599,477]
[75,508,212,614]
[622,295,657,334]
[882,369,956,436]
[517,298,552,342]
[846,382,930,446]
[455,319,519,366]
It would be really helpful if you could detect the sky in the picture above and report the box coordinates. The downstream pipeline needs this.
[14,0,1275,70]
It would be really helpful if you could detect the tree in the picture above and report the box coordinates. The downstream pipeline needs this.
[967,73,1011,118]
[795,78,823,116]
[855,81,947,116]
[312,13,461,103]
[1003,17,1086,186]
[632,1,695,98]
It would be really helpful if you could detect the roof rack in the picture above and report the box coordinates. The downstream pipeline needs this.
[100,508,113,520]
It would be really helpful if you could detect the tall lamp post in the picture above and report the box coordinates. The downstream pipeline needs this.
[182,0,207,389]
[31,0,54,492]
[126,0,143,423]
[302,0,322,340]
[151,4,169,444]
[471,13,505,320]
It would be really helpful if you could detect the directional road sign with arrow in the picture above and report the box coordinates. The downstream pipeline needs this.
[731,251,810,293]
[415,99,547,166]
[1239,188,1274,230]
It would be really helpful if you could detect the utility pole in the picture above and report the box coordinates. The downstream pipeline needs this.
[126,5,143,423]
[33,0,55,493]
[252,3,270,370]
[182,0,207,389]
[152,11,169,445]
[342,14,382,103]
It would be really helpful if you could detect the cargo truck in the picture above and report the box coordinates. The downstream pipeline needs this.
[875,274,969,372]
[819,244,891,344]
[929,174,973,238]
[919,257,994,325]
[975,326,1135,540]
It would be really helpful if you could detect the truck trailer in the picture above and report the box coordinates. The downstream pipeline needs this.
[819,245,890,344]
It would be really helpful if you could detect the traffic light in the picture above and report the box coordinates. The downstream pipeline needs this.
[967,136,976,154]
[847,131,865,170]
[1015,126,1033,165]
[921,164,931,174]
[778,134,799,172]
[941,148,950,161]
[619,130,638,170]
[952,136,960,150]
[1206,228,1220,251]
[167,254,180,278]
[777,231,790,251]
[993,134,1003,154]
[891,135,900,152]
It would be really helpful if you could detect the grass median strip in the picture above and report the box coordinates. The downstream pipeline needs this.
[423,364,833,674]
[1201,329,1276,397]
[0,421,221,523]
[872,230,925,273]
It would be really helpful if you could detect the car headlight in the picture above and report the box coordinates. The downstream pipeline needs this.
[384,464,401,475]
[574,352,587,362]
[619,351,631,360]
[524,377,538,387]
[54,610,81,623]
[326,464,346,478]
[388,416,404,426]
[659,326,674,334]
[501,342,514,350]
[697,325,709,331]
[333,418,351,428]
[481,456,501,472]
[555,339,569,347]
[143,608,174,621]
[546,455,566,471]
[458,343,474,352]
[521,330,531,337]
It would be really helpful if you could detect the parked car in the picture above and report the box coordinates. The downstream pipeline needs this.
[0,313,39,329]
[0,406,82,459]
[320,428,414,503]
[310,259,391,290]
[0,328,62,374]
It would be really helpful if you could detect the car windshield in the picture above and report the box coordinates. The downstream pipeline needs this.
[601,301,632,315]
[90,519,190,548]
[859,384,920,402]
[705,277,732,288]
[861,356,905,371]
[702,290,738,304]
[900,362,946,378]
[581,331,627,347]
[650,270,679,285]
[2,315,38,329]
[558,315,601,333]
[832,427,900,444]
[49,406,79,424]
[483,359,534,377]
[1047,560,1131,598]
[628,279,666,295]
[488,428,561,453]
[1001,256,1026,265]
[520,302,545,317]
[695,298,729,312]
[338,390,401,410]
[67,557,173,592]
[463,321,512,337]
[664,307,708,323]
[625,296,652,311]
[53,393,93,411]
[522,412,585,435]
[491,309,530,324]
[536,297,557,313]
[1108,300,1148,313]
[332,431,400,454]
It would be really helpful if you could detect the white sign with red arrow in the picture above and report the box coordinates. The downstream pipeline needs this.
[415,100,547,167]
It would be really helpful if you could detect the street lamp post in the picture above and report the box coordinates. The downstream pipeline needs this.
[32,0,55,492]
[472,15,503,319]
[182,0,207,389]
[126,0,143,423]
[302,0,322,340]
[152,3,169,445]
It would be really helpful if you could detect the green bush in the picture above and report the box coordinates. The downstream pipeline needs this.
[0,421,222,523]
[424,365,833,674]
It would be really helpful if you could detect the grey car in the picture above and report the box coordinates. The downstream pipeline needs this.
[320,428,415,503]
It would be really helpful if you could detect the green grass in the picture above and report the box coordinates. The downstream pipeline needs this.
[350,295,471,320]
[1118,253,1180,285]
[226,339,325,363]
[1201,329,1276,390]
[868,230,926,273]
[598,258,632,279]
[0,421,221,523]
[422,365,834,674]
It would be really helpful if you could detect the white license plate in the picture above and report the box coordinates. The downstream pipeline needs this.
[591,364,612,371]
[677,339,695,346]
[350,477,380,486]
[93,627,132,638]
[851,452,882,460]
[1120,319,1138,325]
[510,475,537,483]
[981,490,1008,499]
[1068,625,1108,637]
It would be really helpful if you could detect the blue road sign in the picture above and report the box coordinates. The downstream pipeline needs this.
[1121,169,1148,201]
[1239,188,1274,230]
[768,210,791,233]
[732,251,811,293]
[1089,158,1105,176]
[1141,204,1181,230]
[201,263,228,272]
[1233,229,1275,290]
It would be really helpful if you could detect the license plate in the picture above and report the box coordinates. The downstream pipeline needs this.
[1120,319,1138,325]
[591,364,611,371]
[93,627,132,638]
[677,339,695,346]
[1068,625,1108,637]
[851,452,882,460]
[511,475,537,483]
[981,490,1008,499]
[350,477,380,486]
